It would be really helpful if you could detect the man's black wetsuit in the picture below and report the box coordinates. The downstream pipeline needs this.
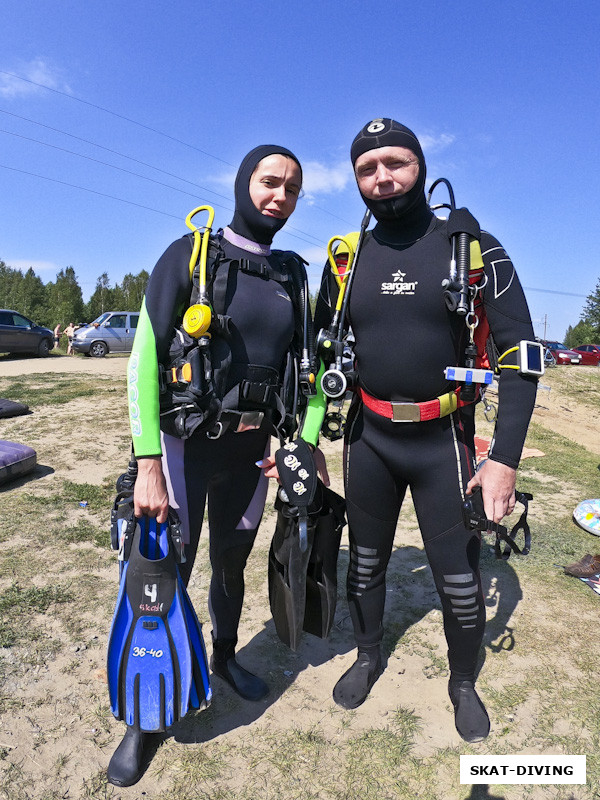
[314,119,537,736]
[317,216,536,664]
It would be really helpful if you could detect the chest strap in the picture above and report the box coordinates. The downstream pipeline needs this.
[358,386,468,422]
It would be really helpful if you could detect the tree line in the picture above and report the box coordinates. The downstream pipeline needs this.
[1,258,599,347]
[563,278,600,348]
[0,260,149,330]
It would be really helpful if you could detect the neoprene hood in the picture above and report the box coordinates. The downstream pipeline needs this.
[230,145,302,245]
[350,118,428,224]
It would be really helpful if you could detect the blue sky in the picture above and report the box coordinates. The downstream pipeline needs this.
[1,0,598,341]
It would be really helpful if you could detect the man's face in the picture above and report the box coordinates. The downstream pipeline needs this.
[354,146,419,201]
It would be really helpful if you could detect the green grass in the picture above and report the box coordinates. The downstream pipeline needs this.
[0,374,121,408]
[0,583,73,647]
[1,365,599,799]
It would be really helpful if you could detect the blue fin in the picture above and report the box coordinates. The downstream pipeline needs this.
[107,513,211,731]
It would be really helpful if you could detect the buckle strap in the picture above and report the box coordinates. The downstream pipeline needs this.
[358,387,461,422]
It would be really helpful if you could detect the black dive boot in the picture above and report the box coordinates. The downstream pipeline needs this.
[210,635,269,701]
[106,726,146,787]
[448,678,490,743]
[332,644,383,709]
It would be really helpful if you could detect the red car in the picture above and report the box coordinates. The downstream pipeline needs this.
[542,341,582,365]
[572,344,600,365]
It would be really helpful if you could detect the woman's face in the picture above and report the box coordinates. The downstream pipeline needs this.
[248,154,302,221]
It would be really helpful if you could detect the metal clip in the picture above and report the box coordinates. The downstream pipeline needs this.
[235,411,264,433]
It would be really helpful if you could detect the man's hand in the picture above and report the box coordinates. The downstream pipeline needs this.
[134,455,169,523]
[466,459,516,524]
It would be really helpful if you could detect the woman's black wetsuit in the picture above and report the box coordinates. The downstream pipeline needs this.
[129,229,302,639]
[128,144,307,647]
[315,212,537,682]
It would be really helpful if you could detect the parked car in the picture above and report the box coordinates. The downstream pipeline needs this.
[0,309,54,357]
[571,344,600,365]
[542,341,582,365]
[543,347,556,367]
[71,311,139,357]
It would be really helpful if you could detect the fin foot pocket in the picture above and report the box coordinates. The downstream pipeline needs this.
[332,645,383,709]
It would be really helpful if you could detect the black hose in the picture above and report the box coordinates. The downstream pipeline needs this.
[337,208,372,352]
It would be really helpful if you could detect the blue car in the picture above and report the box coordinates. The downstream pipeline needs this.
[0,309,54,357]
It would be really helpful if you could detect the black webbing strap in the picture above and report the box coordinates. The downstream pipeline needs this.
[275,439,318,552]
[494,491,533,560]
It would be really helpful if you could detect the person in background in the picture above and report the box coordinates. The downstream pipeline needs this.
[63,322,76,355]
[53,323,62,350]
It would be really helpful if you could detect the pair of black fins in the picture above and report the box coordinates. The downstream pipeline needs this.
[269,480,347,651]
[107,497,212,732]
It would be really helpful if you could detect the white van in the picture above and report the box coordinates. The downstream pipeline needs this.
[72,312,140,357]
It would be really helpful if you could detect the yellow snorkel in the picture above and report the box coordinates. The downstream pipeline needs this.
[327,235,355,313]
[182,205,215,337]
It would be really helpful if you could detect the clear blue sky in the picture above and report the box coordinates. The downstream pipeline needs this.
[1,0,598,341]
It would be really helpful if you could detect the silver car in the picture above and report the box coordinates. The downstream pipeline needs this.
[72,311,140,357]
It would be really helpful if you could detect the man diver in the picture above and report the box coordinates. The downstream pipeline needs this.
[313,118,538,742]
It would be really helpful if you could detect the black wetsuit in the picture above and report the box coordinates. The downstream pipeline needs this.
[316,213,537,680]
[129,229,302,639]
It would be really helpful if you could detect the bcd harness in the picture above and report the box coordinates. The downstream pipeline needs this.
[158,231,312,441]
[319,213,493,425]
[317,190,535,557]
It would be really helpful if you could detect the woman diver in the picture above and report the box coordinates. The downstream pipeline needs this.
[108,144,321,786]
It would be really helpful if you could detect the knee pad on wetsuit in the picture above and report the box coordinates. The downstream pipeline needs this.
[214,539,256,598]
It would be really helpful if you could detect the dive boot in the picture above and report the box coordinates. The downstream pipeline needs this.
[332,644,383,709]
[448,678,490,743]
[210,636,269,701]
[106,727,147,787]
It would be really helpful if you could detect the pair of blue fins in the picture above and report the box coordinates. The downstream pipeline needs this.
[107,510,211,732]
[106,463,347,730]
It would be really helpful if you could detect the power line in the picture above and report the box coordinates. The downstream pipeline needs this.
[523,286,587,299]
[0,163,325,249]
[0,127,235,212]
[0,111,327,247]
[0,69,234,166]
[0,82,356,229]
[0,163,183,220]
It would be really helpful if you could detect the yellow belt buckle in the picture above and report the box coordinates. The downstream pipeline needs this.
[181,362,193,383]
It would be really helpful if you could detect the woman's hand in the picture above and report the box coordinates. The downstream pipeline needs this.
[256,445,330,487]
[466,459,516,524]
[134,456,169,523]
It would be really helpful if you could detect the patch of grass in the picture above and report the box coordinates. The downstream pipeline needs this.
[343,726,419,799]
[0,374,123,408]
[522,422,600,492]
[61,479,116,511]
[158,742,230,792]
[0,583,73,647]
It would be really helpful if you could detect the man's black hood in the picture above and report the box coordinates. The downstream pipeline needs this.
[350,118,430,228]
